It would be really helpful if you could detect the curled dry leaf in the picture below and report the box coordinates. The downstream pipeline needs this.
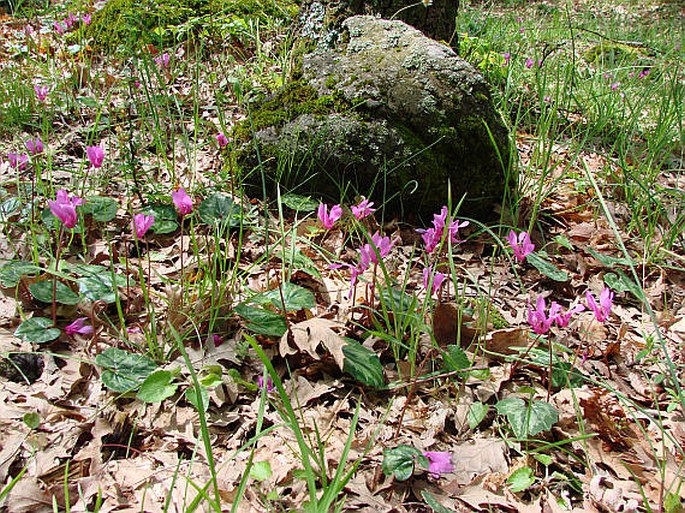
[279,317,347,369]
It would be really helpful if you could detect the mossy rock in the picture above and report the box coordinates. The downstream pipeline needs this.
[235,16,513,223]
[86,0,299,54]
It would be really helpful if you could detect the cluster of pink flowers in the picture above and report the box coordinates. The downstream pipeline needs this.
[351,232,394,286]
[318,198,376,230]
[155,53,171,69]
[418,206,468,253]
[528,287,614,335]
[53,12,90,36]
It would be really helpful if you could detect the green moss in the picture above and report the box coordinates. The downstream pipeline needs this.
[232,80,354,142]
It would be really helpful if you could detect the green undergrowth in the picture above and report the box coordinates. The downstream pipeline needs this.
[86,0,299,54]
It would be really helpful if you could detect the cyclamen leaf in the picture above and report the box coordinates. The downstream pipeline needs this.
[526,253,568,282]
[235,304,287,338]
[382,445,427,481]
[95,348,157,393]
[81,196,118,222]
[198,193,244,227]
[0,261,41,288]
[15,317,61,344]
[29,281,81,305]
[342,339,385,389]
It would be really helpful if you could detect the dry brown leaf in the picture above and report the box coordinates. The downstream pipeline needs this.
[454,475,541,512]
[3,476,52,513]
[279,317,347,369]
[484,327,531,356]
[448,439,509,485]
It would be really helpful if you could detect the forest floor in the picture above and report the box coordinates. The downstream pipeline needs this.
[0,0,684,512]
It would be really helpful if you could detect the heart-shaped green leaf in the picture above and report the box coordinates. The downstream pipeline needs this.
[95,348,157,393]
[235,304,287,338]
[136,370,177,403]
[382,445,427,481]
[507,466,536,492]
[281,193,319,212]
[0,261,42,288]
[81,196,118,222]
[15,317,61,344]
[496,397,558,439]
[342,339,385,388]
[142,204,178,234]
[467,402,489,429]
[249,283,316,312]
[29,281,81,305]
[198,193,244,227]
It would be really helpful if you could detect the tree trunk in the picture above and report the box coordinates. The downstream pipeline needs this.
[297,0,460,48]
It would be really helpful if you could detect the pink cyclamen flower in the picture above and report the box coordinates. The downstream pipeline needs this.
[53,22,65,35]
[7,153,29,170]
[611,82,621,91]
[132,213,155,239]
[172,187,193,216]
[81,13,91,25]
[86,145,104,168]
[423,451,453,479]
[25,137,44,155]
[502,52,511,66]
[155,53,170,68]
[359,232,393,268]
[48,189,83,229]
[65,317,93,336]
[418,206,469,253]
[351,197,376,220]
[507,230,535,262]
[317,203,342,230]
[525,57,534,69]
[34,85,49,102]
[586,288,613,323]
[422,266,446,296]
[549,301,585,328]
[638,69,650,79]
[257,375,274,393]
[528,295,554,335]
[216,132,229,147]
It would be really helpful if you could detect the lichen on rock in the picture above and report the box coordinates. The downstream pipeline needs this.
[236,16,513,223]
